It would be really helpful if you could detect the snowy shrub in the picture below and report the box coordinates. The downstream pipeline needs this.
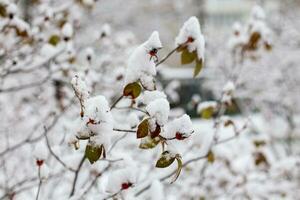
[0,1,299,200]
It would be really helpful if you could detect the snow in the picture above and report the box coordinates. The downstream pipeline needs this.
[61,23,73,38]
[140,74,156,91]
[73,95,113,149]
[82,0,95,6]
[227,5,272,52]
[7,3,18,15]
[89,134,110,149]
[84,95,113,135]
[159,67,194,79]
[124,31,162,90]
[141,90,167,105]
[191,94,201,104]
[143,31,162,50]
[175,16,205,60]
[10,17,30,32]
[165,80,181,103]
[148,180,164,200]
[1,1,299,199]
[33,142,48,161]
[145,98,170,126]
[232,22,242,33]
[223,81,235,93]
[75,119,91,138]
[197,101,217,113]
[127,112,139,128]
[71,75,90,101]
[84,47,95,61]
[251,5,266,20]
[100,23,111,37]
[40,164,50,180]
[162,114,193,139]
[105,167,137,194]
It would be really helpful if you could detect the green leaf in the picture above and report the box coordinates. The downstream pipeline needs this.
[123,82,142,99]
[85,144,102,164]
[201,107,214,119]
[139,136,160,149]
[48,35,60,46]
[137,119,149,138]
[181,49,196,65]
[194,59,203,77]
[207,150,215,163]
[156,151,176,168]
[171,155,183,184]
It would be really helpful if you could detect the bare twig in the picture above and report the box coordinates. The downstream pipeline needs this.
[79,164,111,199]
[0,73,52,93]
[69,155,86,197]
[35,167,42,200]
[110,95,124,110]
[0,98,75,158]
[44,126,76,172]
[156,46,181,67]
[113,128,136,133]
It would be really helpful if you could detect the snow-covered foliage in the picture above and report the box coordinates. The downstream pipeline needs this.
[0,1,299,200]
[175,16,205,61]
[146,98,170,126]
[125,31,162,90]
[162,114,193,139]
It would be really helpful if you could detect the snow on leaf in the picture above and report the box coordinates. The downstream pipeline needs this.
[162,114,193,139]
[175,16,205,61]
[156,151,176,168]
[124,31,162,89]
[139,136,160,149]
[197,101,218,119]
[141,90,167,105]
[145,98,170,126]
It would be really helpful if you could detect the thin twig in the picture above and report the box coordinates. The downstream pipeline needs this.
[110,95,123,110]
[35,167,42,200]
[79,164,111,199]
[44,126,76,172]
[113,128,136,133]
[0,98,75,158]
[69,155,86,197]
[156,46,180,67]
